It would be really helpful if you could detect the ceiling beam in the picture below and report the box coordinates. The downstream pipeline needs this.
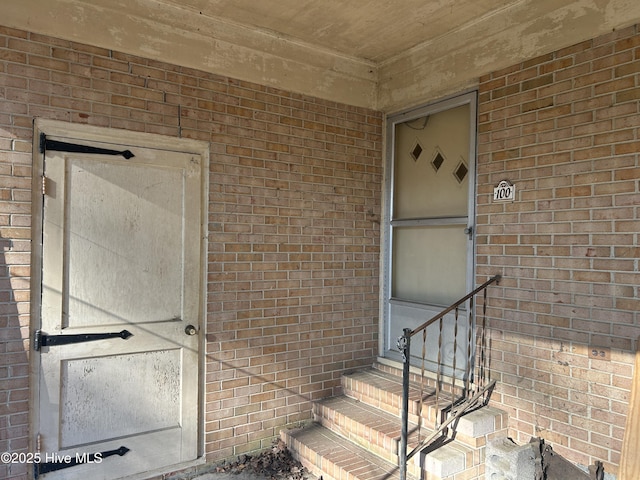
[1,0,378,109]
[377,0,640,113]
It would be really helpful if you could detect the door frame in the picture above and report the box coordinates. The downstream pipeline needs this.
[29,119,210,479]
[379,91,478,367]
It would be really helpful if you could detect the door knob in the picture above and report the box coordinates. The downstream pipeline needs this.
[184,325,197,336]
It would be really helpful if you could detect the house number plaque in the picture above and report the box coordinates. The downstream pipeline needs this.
[493,180,515,202]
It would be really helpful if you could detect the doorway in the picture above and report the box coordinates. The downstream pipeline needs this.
[382,92,477,378]
[30,120,208,479]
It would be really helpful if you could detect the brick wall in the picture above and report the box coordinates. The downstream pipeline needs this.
[477,24,640,474]
[0,26,382,479]
[3,18,639,480]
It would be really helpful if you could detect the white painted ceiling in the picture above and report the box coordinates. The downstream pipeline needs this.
[155,0,520,65]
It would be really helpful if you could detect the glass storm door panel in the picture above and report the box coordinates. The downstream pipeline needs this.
[384,94,476,378]
[36,134,203,480]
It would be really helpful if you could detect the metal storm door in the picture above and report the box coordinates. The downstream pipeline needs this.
[384,93,477,379]
[34,132,204,479]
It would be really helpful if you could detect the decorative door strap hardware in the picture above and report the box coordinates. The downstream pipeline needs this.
[35,446,130,477]
[39,134,135,159]
[33,329,133,351]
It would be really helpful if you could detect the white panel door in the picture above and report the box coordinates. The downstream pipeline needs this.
[35,135,203,480]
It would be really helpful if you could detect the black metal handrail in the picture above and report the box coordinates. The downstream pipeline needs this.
[397,274,501,480]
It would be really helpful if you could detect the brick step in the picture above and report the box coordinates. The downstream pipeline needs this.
[282,364,509,480]
[282,423,411,480]
[341,367,438,424]
[313,395,477,479]
[341,366,507,448]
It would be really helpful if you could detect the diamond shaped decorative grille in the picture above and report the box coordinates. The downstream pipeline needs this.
[432,152,444,172]
[453,161,468,183]
[410,142,423,162]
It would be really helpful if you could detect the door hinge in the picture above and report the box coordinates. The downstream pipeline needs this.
[34,329,133,351]
[40,135,135,159]
[39,133,46,154]
[41,175,47,196]
[35,446,130,477]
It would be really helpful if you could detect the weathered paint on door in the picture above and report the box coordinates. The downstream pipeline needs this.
[35,134,203,480]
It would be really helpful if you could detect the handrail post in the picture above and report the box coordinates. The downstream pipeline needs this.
[398,328,412,480]
[396,275,501,478]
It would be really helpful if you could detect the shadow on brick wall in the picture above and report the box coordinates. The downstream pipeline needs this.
[0,236,31,479]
